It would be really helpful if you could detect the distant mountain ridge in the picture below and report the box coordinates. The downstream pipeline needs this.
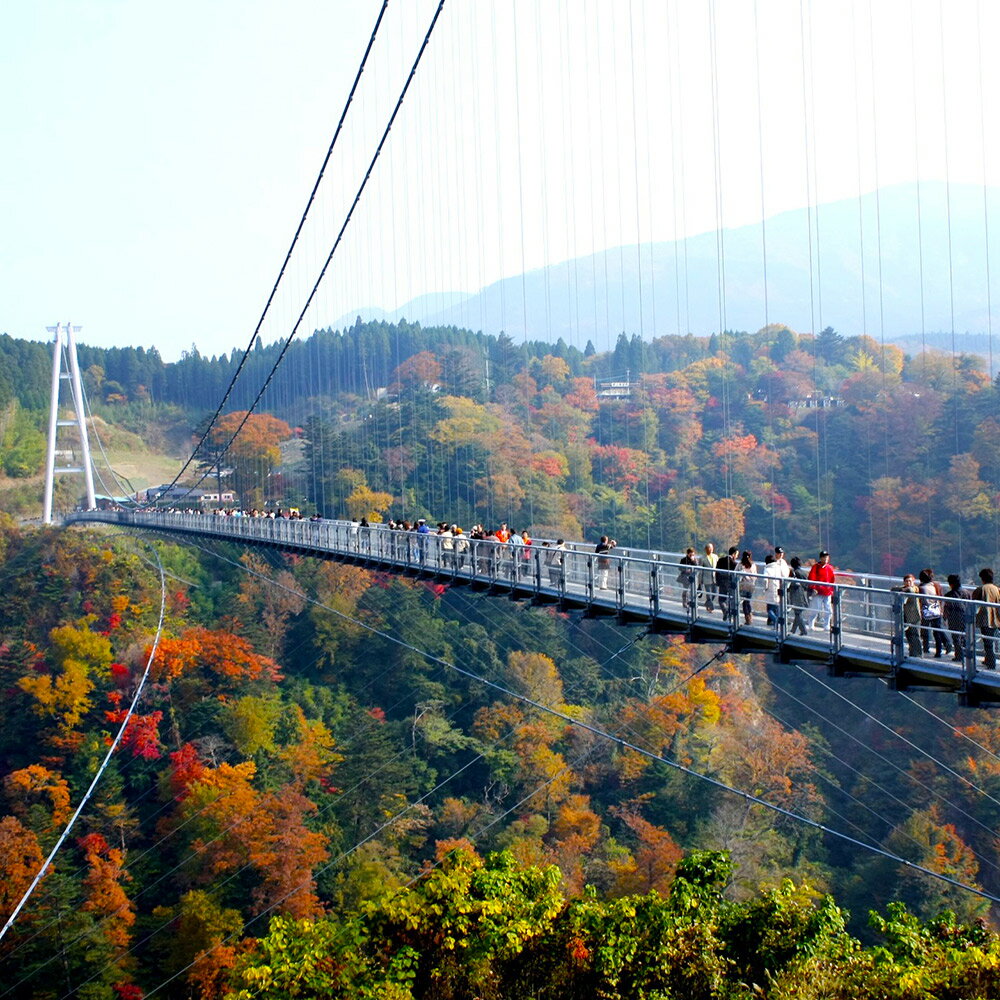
[338,182,1000,349]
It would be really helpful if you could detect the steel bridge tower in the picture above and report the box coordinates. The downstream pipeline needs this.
[43,322,95,524]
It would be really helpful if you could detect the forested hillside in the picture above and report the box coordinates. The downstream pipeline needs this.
[4,318,999,576]
[1,521,999,998]
[290,323,1000,578]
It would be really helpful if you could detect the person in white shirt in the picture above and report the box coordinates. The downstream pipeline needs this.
[762,552,790,628]
[773,545,790,576]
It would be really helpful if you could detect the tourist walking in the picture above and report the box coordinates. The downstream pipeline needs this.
[678,547,700,610]
[917,568,951,658]
[806,550,835,631]
[945,574,970,662]
[973,568,1000,670]
[787,556,809,635]
[737,550,758,625]
[715,546,740,622]
[762,553,788,628]
[596,536,617,589]
[701,542,720,611]
[893,573,923,658]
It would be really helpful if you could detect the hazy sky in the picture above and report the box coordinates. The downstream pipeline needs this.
[2,0,997,361]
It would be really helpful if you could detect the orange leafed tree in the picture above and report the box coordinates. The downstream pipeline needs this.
[590,442,649,495]
[253,787,329,918]
[151,627,282,686]
[177,761,264,878]
[205,410,292,505]
[617,669,722,781]
[79,832,135,953]
[547,794,602,894]
[718,702,817,809]
[608,811,683,896]
[697,496,748,548]
[208,411,292,462]
[177,761,327,919]
[390,351,442,393]
[4,764,72,828]
[564,377,600,413]
[0,816,44,925]
[473,701,573,815]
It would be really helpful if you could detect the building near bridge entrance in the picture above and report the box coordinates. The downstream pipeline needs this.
[142,484,237,508]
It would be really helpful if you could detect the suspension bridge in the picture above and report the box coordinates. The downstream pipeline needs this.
[47,0,1000,711]
[67,508,1000,708]
[11,5,1000,994]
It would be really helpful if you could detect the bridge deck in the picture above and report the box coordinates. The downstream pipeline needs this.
[67,511,1000,708]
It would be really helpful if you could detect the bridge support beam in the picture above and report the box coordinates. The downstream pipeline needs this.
[43,322,96,524]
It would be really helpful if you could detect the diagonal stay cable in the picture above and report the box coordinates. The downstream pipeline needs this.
[895,688,1000,767]
[155,1,392,504]
[0,539,168,943]
[133,541,1000,905]
[793,664,1000,811]
[767,671,1000,846]
[159,0,446,506]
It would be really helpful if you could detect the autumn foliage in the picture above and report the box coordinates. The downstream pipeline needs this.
[5,311,1000,1000]
[151,627,282,684]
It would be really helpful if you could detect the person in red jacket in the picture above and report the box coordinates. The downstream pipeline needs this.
[806,550,835,631]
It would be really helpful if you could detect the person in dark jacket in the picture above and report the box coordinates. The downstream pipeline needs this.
[677,547,700,610]
[715,546,740,622]
[945,574,970,662]
[596,536,617,589]
[787,556,809,636]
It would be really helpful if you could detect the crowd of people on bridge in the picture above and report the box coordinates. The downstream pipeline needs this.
[676,541,1000,669]
[122,503,1000,669]
[378,518,574,586]
[348,518,1000,670]
[678,543,834,632]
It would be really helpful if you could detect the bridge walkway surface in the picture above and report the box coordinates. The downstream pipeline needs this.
[67,511,1000,708]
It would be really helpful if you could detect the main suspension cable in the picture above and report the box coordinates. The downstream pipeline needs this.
[169,1,447,507]
[153,0,392,503]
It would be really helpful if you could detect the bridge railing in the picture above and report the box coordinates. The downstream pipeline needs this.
[68,511,1000,684]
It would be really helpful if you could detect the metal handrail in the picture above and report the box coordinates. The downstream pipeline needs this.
[66,510,1000,691]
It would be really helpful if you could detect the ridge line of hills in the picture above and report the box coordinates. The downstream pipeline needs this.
[337,181,1000,347]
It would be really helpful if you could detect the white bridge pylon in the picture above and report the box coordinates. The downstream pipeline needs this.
[43,322,96,524]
